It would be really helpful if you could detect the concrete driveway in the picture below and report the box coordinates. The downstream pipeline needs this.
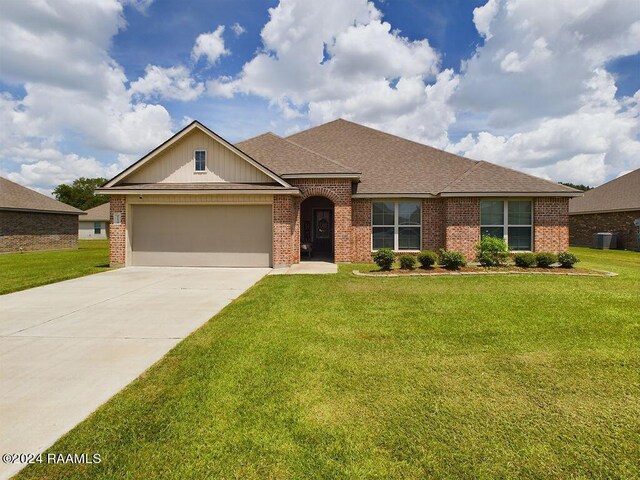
[0,267,269,479]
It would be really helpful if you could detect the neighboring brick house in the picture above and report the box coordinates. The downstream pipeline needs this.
[569,169,640,251]
[79,202,110,239]
[0,177,84,253]
[97,119,581,267]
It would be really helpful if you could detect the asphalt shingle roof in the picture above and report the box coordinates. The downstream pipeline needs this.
[569,168,640,214]
[0,177,84,215]
[284,119,578,195]
[82,202,110,221]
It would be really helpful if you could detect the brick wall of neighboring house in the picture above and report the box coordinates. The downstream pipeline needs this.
[534,197,569,253]
[351,198,372,262]
[289,179,353,263]
[0,210,78,253]
[109,195,127,266]
[444,197,481,260]
[423,198,446,253]
[570,210,640,251]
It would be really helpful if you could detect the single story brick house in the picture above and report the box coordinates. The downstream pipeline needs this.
[569,168,640,251]
[0,176,85,253]
[98,119,581,268]
[79,202,110,239]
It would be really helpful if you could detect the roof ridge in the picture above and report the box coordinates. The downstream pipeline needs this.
[281,136,360,173]
[438,160,483,193]
[290,118,480,166]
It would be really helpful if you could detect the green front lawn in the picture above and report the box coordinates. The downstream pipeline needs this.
[18,248,640,479]
[0,240,110,295]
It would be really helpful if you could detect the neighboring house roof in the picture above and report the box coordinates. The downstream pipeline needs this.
[82,202,110,221]
[569,168,640,214]
[236,132,360,178]
[0,177,84,215]
[286,119,579,196]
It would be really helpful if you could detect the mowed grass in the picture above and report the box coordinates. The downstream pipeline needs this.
[0,240,110,294]
[17,248,640,479]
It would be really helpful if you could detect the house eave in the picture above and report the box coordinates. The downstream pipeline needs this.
[96,188,302,196]
[439,191,582,197]
[352,193,437,198]
[280,173,361,180]
[569,207,640,215]
[0,207,85,215]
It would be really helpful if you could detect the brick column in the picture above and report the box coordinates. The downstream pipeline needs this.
[273,195,296,267]
[534,197,569,253]
[351,198,371,262]
[445,197,480,261]
[109,195,126,266]
[422,198,445,252]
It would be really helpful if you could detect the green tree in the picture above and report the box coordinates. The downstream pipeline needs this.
[53,177,109,210]
[559,182,592,191]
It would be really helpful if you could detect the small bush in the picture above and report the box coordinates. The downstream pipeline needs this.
[476,235,509,267]
[399,255,417,270]
[558,252,580,268]
[535,252,557,268]
[514,252,536,268]
[417,250,438,268]
[372,248,395,270]
[440,249,467,270]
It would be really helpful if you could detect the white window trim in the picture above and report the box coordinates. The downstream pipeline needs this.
[480,199,533,252]
[371,200,422,252]
[194,149,206,173]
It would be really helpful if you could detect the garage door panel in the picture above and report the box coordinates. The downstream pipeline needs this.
[131,204,272,267]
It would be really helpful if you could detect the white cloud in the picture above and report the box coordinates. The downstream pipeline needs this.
[192,25,229,64]
[207,0,451,145]
[120,0,154,13]
[231,22,246,36]
[448,0,640,184]
[130,65,204,101]
[0,0,173,192]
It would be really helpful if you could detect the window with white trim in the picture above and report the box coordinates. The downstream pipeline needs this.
[480,200,532,251]
[94,222,101,234]
[194,150,206,172]
[372,201,421,250]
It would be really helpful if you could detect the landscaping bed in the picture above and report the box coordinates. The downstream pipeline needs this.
[355,264,616,277]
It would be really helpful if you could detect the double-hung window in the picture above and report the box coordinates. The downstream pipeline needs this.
[372,201,421,250]
[194,150,206,172]
[480,200,532,251]
[94,222,101,234]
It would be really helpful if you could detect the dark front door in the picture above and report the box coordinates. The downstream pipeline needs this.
[313,209,333,253]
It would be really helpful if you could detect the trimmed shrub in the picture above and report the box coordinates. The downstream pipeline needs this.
[535,252,557,268]
[476,235,509,267]
[417,250,438,268]
[439,249,467,270]
[372,248,395,270]
[558,252,580,268]
[514,252,536,268]
[399,255,417,270]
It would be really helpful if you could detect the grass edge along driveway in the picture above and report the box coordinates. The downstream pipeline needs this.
[15,247,640,479]
[0,240,110,295]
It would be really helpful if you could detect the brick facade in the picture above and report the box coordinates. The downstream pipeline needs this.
[109,196,127,266]
[534,197,569,253]
[423,198,446,253]
[445,197,481,260]
[289,179,353,263]
[570,210,640,251]
[272,194,297,267]
[0,210,78,253]
[351,198,372,262]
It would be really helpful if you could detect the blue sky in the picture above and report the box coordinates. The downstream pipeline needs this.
[1,0,638,193]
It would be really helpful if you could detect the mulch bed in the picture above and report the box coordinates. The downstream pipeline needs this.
[354,265,616,277]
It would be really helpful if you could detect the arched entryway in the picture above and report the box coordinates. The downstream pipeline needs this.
[299,196,335,261]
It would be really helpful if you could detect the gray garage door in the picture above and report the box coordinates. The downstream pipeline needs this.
[131,204,272,267]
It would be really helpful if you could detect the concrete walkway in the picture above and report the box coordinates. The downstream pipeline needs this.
[0,267,269,479]
[270,260,337,275]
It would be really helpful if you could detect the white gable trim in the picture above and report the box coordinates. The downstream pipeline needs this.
[103,121,291,188]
